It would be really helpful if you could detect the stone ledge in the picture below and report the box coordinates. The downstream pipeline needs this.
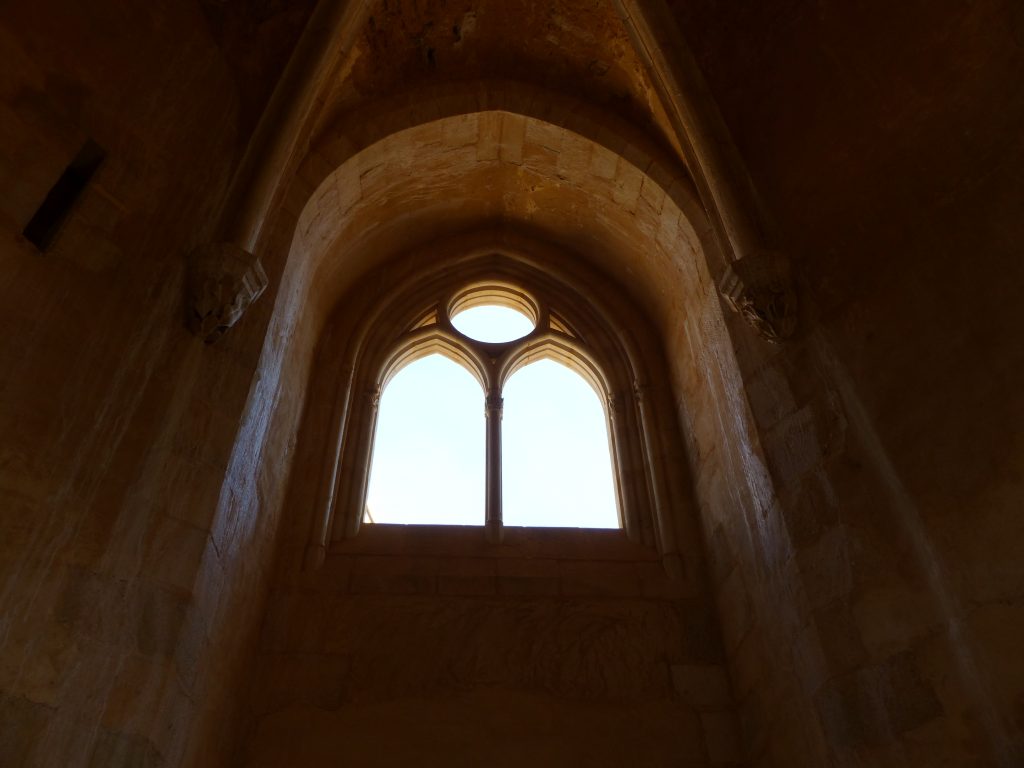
[329,523,660,561]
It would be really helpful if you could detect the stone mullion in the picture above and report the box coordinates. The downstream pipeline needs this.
[484,390,504,543]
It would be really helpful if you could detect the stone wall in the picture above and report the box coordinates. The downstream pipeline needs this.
[665,1,1024,764]
[0,3,312,765]
[240,525,741,767]
[3,2,1021,767]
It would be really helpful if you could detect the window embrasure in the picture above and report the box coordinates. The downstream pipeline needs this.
[306,252,685,563]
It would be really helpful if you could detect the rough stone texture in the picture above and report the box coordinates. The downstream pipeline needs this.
[667,1,1024,764]
[242,525,734,767]
[1,1,1022,767]
[197,0,318,136]
[0,3,308,766]
[317,0,681,158]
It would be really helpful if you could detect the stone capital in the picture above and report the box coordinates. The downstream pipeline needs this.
[719,250,798,343]
[485,393,504,415]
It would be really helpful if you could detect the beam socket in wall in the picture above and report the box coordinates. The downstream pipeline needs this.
[23,139,106,251]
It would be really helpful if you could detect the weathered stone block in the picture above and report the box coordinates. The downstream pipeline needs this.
[496,558,560,597]
[738,689,769,760]
[795,525,857,610]
[260,592,326,653]
[637,560,687,600]
[716,568,754,655]
[89,728,163,768]
[349,556,438,595]
[744,362,799,430]
[252,652,351,715]
[137,587,188,658]
[764,404,822,491]
[671,664,733,710]
[816,649,943,748]
[144,516,208,595]
[853,586,936,659]
[0,694,51,766]
[728,630,766,702]
[701,710,743,763]
[437,557,496,596]
[778,471,840,549]
[811,601,868,675]
[102,653,176,734]
[681,604,729,664]
[56,568,128,645]
[559,559,640,597]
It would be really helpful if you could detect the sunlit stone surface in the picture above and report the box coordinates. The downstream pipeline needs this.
[0,2,1021,767]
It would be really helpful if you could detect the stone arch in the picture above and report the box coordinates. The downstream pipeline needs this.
[242,91,770,600]
[379,330,488,392]
[307,80,697,213]
[281,106,725,352]
[365,349,487,528]
[296,80,721,282]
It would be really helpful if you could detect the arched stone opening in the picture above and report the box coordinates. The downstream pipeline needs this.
[298,246,690,559]
[225,95,770,767]
[6,4,1019,766]
[501,357,619,530]
[230,97,772,592]
[365,353,486,527]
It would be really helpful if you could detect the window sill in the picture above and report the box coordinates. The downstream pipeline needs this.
[308,524,685,601]
[328,523,659,562]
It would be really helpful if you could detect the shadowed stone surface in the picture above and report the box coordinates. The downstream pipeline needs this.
[0,1,1021,766]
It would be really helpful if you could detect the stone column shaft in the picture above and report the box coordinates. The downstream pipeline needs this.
[485,391,504,543]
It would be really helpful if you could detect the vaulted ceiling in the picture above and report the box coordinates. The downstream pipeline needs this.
[207,0,1024,539]
[320,0,678,156]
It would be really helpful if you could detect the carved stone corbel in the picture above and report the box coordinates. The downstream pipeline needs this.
[719,251,798,343]
[186,242,269,343]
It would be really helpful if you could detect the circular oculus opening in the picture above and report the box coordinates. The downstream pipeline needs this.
[451,304,536,343]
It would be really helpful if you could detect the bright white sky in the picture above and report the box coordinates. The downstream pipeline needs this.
[365,306,619,528]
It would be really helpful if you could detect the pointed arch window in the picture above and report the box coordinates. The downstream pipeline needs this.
[502,359,618,529]
[309,257,685,562]
[361,298,618,531]
[365,354,485,525]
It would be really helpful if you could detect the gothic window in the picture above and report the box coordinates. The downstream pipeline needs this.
[310,256,683,558]
[364,301,618,529]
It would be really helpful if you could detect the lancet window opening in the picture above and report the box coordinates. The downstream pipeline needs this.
[309,253,684,564]
[366,282,620,541]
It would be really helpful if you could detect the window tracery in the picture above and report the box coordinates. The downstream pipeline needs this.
[364,300,620,531]
[306,250,686,566]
